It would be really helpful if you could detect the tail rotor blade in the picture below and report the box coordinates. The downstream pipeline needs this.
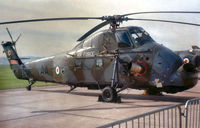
[6,28,19,53]
[15,34,21,42]
[6,27,14,42]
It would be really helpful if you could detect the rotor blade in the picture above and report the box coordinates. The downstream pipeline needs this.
[122,11,200,17]
[15,34,22,42]
[0,17,103,25]
[1,11,200,25]
[127,18,200,26]
[77,21,110,41]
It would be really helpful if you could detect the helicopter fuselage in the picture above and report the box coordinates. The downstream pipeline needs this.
[2,11,200,102]
[4,26,197,94]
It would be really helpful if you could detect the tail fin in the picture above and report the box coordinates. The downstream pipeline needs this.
[1,41,29,80]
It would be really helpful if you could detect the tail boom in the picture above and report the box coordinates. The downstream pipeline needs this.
[2,41,30,80]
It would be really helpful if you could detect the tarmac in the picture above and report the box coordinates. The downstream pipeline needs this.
[0,82,200,128]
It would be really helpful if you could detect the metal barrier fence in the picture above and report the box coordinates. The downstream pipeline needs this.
[97,97,200,128]
[184,97,200,128]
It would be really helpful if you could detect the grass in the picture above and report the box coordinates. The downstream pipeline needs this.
[0,65,55,90]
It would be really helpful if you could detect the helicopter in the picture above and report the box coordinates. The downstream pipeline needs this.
[1,11,200,102]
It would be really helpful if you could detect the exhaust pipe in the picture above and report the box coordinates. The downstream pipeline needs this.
[130,63,145,75]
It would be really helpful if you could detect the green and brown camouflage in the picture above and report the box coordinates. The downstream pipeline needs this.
[2,26,200,102]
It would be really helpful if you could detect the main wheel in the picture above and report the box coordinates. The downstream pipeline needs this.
[101,86,117,102]
[26,85,31,91]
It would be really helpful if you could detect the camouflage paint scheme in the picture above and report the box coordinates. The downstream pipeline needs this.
[2,26,200,93]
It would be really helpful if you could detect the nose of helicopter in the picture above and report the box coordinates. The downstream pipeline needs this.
[149,45,199,93]
[150,45,183,86]
[166,64,198,93]
[194,55,200,68]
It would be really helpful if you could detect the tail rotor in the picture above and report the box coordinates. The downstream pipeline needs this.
[6,27,21,53]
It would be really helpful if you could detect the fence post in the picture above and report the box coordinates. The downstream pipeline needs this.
[178,106,183,128]
[184,97,200,128]
[185,100,190,128]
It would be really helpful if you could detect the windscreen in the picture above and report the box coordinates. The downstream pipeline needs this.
[115,31,132,48]
[130,27,153,47]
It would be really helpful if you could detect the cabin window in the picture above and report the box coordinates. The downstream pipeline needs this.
[75,60,82,68]
[96,58,103,67]
[115,31,132,48]
[40,65,48,74]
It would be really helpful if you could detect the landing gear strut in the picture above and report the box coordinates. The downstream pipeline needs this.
[26,80,35,91]
[98,86,121,103]
[67,85,76,93]
[98,51,121,103]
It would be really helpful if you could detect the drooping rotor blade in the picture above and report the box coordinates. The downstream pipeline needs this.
[1,11,200,42]
[0,17,103,25]
[77,21,110,41]
[6,27,14,42]
[127,18,200,26]
[1,11,200,26]
[122,11,200,17]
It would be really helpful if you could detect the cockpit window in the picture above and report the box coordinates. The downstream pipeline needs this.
[115,31,132,48]
[130,28,153,47]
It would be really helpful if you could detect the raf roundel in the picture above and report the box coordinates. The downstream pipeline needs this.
[7,50,12,56]
[183,58,190,63]
[55,66,60,75]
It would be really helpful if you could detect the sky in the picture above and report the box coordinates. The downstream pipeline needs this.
[0,0,200,57]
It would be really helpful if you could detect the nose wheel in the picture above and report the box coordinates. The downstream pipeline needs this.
[98,86,121,103]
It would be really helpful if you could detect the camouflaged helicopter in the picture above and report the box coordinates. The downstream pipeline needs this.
[1,11,200,102]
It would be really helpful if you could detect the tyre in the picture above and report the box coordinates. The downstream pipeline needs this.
[101,86,117,102]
